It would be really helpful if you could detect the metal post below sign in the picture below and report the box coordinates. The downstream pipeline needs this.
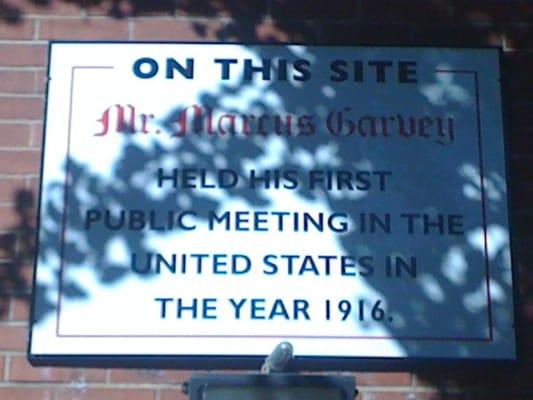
[184,343,357,400]
[185,374,357,400]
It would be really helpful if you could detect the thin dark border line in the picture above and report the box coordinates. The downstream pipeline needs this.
[28,352,518,372]
[54,334,492,342]
[498,46,520,362]
[474,70,494,341]
[27,40,54,359]
[434,69,493,341]
[56,65,115,337]
[55,66,76,337]
[48,40,503,51]
[56,66,491,343]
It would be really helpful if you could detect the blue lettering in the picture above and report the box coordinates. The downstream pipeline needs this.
[133,57,158,79]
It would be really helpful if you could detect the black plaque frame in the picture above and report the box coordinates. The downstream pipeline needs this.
[28,41,520,371]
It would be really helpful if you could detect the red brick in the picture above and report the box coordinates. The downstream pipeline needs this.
[516,247,532,276]
[253,20,291,42]
[0,177,26,202]
[512,182,533,212]
[451,0,533,24]
[0,123,32,137]
[219,19,319,43]
[86,0,176,16]
[14,234,35,265]
[509,130,528,150]
[110,368,191,384]
[411,26,504,47]
[0,18,33,39]
[508,126,533,155]
[255,20,319,43]
[415,370,520,393]
[7,256,32,278]
[0,0,21,21]
[0,297,9,321]
[511,211,533,238]
[506,77,533,103]
[322,23,411,45]
[39,18,129,40]
[0,97,43,120]
[517,263,533,298]
[34,70,47,95]
[0,44,47,67]
[524,295,533,319]
[132,19,223,41]
[10,355,106,382]
[177,1,215,16]
[271,0,356,19]
[418,393,463,400]
[0,150,41,174]
[10,296,30,321]
[0,324,27,351]
[510,102,533,131]
[0,387,55,400]
[84,0,135,17]
[128,0,176,16]
[0,233,17,259]
[357,372,412,387]
[412,373,442,388]
[0,264,30,296]
[10,0,82,16]
[0,206,19,231]
[0,71,34,95]
[512,364,533,390]
[57,388,155,400]
[360,0,451,23]
[160,389,189,400]
[503,51,533,75]
[27,177,41,198]
[505,26,533,50]
[219,0,268,17]
[175,1,215,16]
[30,123,43,147]
[358,392,407,400]
[14,188,35,215]
[522,317,533,356]
[514,240,533,268]
[0,123,31,147]
[469,393,531,400]
[0,263,34,293]
[176,0,266,17]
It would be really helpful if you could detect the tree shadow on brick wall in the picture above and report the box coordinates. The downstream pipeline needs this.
[0,190,36,319]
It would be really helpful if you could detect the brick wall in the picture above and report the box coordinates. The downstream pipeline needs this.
[0,1,531,399]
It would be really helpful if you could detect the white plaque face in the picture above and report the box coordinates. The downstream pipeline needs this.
[29,42,516,367]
